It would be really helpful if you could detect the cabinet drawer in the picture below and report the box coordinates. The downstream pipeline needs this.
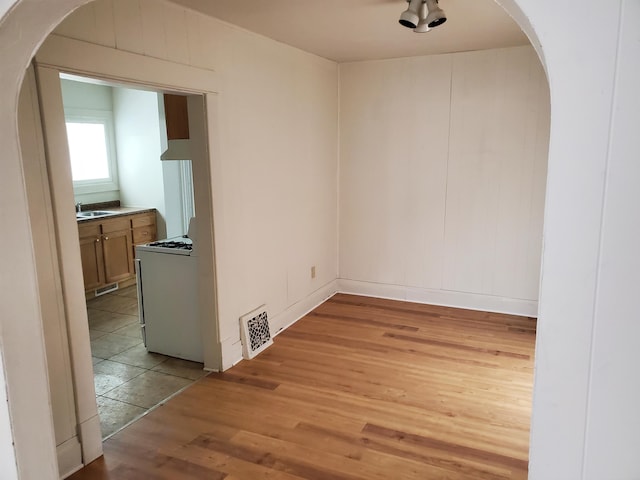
[133,225,157,244]
[78,222,100,238]
[101,217,131,234]
[131,212,155,228]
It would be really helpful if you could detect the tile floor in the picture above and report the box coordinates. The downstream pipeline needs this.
[87,285,207,438]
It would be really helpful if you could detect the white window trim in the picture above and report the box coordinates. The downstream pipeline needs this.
[64,107,119,195]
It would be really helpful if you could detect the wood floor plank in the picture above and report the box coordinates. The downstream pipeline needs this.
[69,294,535,479]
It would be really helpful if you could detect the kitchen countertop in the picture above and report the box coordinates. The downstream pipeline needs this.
[76,206,156,223]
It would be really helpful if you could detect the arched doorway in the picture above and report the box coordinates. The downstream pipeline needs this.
[1,1,637,479]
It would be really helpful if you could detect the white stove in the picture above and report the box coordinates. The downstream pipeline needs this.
[134,224,202,362]
[136,236,193,255]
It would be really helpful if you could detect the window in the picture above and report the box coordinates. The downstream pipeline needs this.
[65,108,118,194]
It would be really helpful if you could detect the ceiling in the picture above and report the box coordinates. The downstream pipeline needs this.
[169,0,529,63]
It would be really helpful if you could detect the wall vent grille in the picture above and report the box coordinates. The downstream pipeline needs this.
[240,305,273,359]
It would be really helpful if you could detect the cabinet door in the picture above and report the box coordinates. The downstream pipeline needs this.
[164,94,190,140]
[79,235,104,290]
[102,229,134,283]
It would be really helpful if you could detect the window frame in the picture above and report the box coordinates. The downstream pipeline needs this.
[64,108,119,194]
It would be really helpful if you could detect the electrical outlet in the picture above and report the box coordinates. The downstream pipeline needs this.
[311,266,316,279]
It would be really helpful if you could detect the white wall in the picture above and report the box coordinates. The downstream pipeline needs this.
[162,161,182,238]
[60,78,120,205]
[339,46,549,316]
[574,1,640,477]
[112,86,167,239]
[53,0,340,362]
[0,1,104,477]
[60,78,111,110]
[0,351,18,480]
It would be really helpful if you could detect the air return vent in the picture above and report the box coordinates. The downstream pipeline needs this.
[95,283,118,297]
[239,305,273,359]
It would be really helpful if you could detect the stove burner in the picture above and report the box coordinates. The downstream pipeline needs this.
[148,241,192,250]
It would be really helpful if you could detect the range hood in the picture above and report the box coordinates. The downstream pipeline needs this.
[161,139,191,160]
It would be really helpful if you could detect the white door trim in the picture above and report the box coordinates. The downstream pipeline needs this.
[36,34,218,94]
[33,33,222,471]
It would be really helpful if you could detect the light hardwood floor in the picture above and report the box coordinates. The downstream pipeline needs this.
[69,293,535,479]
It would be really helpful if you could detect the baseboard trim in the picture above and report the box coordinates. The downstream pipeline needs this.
[270,279,339,336]
[77,414,102,469]
[219,280,339,370]
[220,340,243,371]
[57,436,82,479]
[337,279,538,317]
[217,278,534,371]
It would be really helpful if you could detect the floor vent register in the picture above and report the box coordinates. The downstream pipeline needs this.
[240,305,273,359]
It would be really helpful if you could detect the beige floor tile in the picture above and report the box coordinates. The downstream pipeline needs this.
[109,344,169,369]
[102,371,192,409]
[113,285,138,298]
[152,357,207,381]
[90,334,142,360]
[89,329,107,341]
[112,323,143,340]
[87,294,138,315]
[96,396,146,438]
[89,311,138,333]
[118,302,140,316]
[87,308,115,323]
[93,360,146,395]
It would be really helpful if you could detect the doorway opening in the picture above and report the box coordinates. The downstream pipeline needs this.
[27,47,222,470]
[58,74,208,439]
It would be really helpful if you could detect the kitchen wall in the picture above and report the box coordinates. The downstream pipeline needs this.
[112,86,168,239]
[60,78,120,205]
[64,78,190,240]
[60,78,112,110]
[53,0,340,362]
[339,45,549,316]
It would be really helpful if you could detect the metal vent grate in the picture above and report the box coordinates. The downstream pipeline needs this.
[240,305,273,359]
[95,283,118,297]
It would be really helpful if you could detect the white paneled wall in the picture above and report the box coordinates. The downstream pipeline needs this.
[340,54,452,289]
[444,47,549,300]
[339,46,549,315]
[112,87,167,239]
[53,0,339,360]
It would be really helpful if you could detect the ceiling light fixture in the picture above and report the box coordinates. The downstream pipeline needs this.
[399,0,446,32]
[413,1,431,33]
[425,0,447,28]
[399,0,423,29]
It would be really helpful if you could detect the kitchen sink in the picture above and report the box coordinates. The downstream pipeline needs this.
[76,210,117,218]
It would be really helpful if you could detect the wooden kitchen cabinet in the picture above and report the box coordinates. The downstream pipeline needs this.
[163,94,190,140]
[78,223,104,291]
[101,217,134,284]
[131,212,157,244]
[78,210,156,295]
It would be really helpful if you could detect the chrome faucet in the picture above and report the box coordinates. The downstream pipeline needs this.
[76,202,82,213]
